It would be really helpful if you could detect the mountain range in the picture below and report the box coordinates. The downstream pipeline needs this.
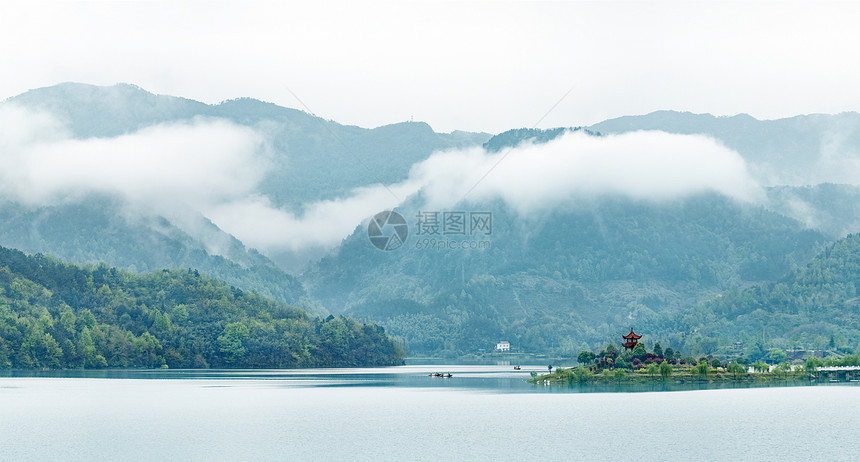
[4,82,860,359]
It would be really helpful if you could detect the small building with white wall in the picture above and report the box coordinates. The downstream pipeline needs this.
[495,341,510,352]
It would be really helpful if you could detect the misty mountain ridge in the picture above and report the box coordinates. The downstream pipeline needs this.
[590,110,860,187]
[5,82,491,208]
[3,82,493,270]
[5,82,860,358]
[0,197,323,316]
[483,110,860,189]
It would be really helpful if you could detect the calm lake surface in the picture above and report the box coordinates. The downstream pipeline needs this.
[1,365,858,461]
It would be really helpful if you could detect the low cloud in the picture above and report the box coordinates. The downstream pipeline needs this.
[206,182,419,253]
[0,104,270,258]
[416,130,763,213]
[211,130,763,254]
[0,105,267,210]
[0,106,763,262]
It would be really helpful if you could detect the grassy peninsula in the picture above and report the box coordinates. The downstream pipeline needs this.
[529,341,860,385]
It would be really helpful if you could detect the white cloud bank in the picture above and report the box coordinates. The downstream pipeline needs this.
[0,107,763,258]
[0,105,267,210]
[413,130,762,213]
[204,130,764,254]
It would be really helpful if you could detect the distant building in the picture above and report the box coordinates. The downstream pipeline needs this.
[495,341,510,352]
[622,329,642,350]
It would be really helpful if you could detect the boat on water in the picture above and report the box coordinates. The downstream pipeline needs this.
[429,372,453,378]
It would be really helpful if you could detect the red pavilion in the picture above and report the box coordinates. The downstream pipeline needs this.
[622,329,642,350]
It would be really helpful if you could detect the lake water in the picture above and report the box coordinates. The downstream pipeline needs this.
[1,365,858,461]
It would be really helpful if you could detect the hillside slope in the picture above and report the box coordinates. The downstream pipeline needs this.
[304,194,826,355]
[645,233,860,358]
[0,246,404,369]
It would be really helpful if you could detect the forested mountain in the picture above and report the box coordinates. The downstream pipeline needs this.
[304,194,827,356]
[0,82,490,290]
[482,127,598,152]
[764,183,860,239]
[0,199,322,315]
[483,112,860,189]
[641,233,860,359]
[479,124,860,242]
[0,245,404,369]
[6,83,860,362]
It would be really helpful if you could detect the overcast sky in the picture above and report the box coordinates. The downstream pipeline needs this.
[1,1,859,133]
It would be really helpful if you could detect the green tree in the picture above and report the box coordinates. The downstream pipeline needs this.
[632,343,647,360]
[840,354,859,366]
[659,361,672,380]
[775,361,793,377]
[695,360,710,377]
[77,328,99,368]
[218,322,250,364]
[752,361,769,373]
[767,348,787,364]
[653,342,663,358]
[804,357,821,374]
[727,361,746,377]
[663,347,674,360]
[646,363,659,377]
[573,366,592,383]
[23,331,62,368]
[605,344,619,357]
[577,350,596,365]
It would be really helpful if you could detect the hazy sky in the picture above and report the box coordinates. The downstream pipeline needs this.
[1,1,859,133]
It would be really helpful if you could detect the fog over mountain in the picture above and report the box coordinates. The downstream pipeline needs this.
[6,85,860,260]
[590,110,860,187]
[4,83,860,354]
[1,83,489,270]
[2,84,779,267]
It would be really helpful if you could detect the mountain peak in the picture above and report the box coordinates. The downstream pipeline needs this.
[6,82,208,138]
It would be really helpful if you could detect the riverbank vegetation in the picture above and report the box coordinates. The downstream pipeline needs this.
[0,246,405,369]
[529,341,860,385]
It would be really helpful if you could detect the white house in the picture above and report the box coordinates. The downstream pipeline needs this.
[495,341,510,352]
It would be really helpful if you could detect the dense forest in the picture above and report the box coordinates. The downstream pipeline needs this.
[640,233,860,359]
[0,246,404,369]
[306,193,826,356]
[0,199,327,315]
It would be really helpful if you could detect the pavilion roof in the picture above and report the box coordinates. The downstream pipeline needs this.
[622,329,642,340]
